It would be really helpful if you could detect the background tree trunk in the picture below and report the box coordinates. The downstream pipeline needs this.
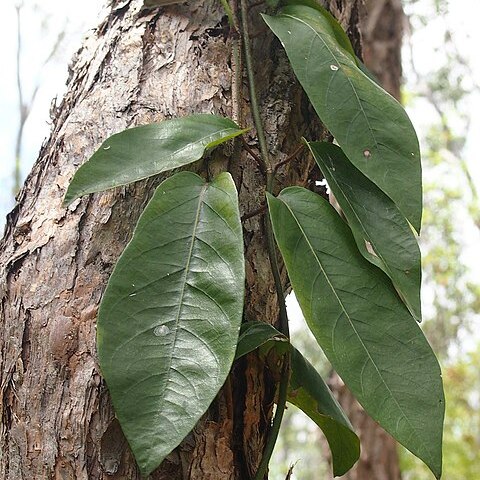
[0,1,403,479]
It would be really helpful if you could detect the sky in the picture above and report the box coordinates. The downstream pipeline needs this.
[0,0,101,222]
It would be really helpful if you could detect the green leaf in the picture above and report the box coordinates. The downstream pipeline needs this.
[97,171,245,476]
[235,321,287,360]
[308,142,422,322]
[263,6,422,232]
[289,346,360,476]
[64,114,247,205]
[267,187,444,478]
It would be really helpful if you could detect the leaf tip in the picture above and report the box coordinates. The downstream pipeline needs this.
[138,461,160,479]
[431,462,442,480]
[265,192,279,211]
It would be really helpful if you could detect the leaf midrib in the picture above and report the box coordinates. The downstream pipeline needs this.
[115,184,209,406]
[280,196,431,461]
[160,184,208,404]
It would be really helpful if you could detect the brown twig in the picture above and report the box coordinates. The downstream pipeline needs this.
[273,144,305,173]
[241,204,267,222]
[285,462,298,480]
[242,137,265,174]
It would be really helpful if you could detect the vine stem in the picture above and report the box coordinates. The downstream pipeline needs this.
[220,0,235,27]
[239,0,272,173]
[239,2,290,479]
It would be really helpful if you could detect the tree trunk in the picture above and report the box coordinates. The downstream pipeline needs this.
[0,1,402,479]
[330,2,405,479]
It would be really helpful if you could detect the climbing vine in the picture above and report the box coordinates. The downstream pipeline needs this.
[65,1,444,478]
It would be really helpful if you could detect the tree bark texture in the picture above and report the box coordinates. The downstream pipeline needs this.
[0,1,399,479]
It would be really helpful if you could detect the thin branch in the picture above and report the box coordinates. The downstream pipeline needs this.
[230,0,242,126]
[241,204,266,222]
[273,144,305,173]
[14,3,25,194]
[13,5,67,196]
[239,0,271,173]
[219,0,235,28]
[242,137,265,173]
[224,0,243,175]
[285,461,297,480]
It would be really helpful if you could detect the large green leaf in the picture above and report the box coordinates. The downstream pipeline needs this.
[309,142,422,322]
[64,114,246,205]
[267,187,444,478]
[97,171,245,476]
[263,6,422,232]
[289,346,360,476]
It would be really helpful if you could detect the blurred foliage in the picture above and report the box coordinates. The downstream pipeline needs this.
[403,0,479,356]
[401,0,480,477]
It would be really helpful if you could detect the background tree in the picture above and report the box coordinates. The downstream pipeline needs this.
[400,0,480,476]
[1,0,98,221]
[13,1,66,195]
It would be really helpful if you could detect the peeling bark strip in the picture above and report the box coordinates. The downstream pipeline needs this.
[1,1,367,479]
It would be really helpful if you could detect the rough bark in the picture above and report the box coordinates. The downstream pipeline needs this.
[0,1,364,479]
[330,2,405,479]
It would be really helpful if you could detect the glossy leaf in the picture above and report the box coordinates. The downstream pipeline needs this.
[289,346,360,476]
[235,321,287,360]
[64,114,247,205]
[309,142,422,322]
[263,6,422,232]
[97,171,245,476]
[267,187,444,478]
